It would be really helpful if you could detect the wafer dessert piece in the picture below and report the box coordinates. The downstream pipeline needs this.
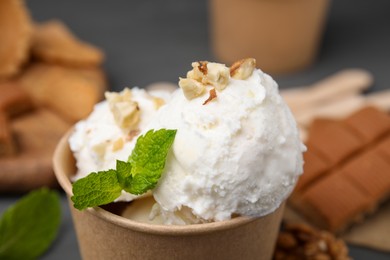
[290,106,390,232]
[298,173,372,232]
[19,63,107,122]
[0,81,33,117]
[293,145,329,193]
[374,134,390,159]
[306,119,363,167]
[31,20,104,67]
[340,149,390,202]
[344,106,390,144]
[0,108,71,192]
[0,0,32,78]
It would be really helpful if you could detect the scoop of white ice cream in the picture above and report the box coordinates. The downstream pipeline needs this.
[149,68,305,223]
[69,87,170,201]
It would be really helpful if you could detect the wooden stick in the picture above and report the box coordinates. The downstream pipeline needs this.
[282,69,373,113]
[295,95,366,128]
[365,90,390,111]
[145,81,177,93]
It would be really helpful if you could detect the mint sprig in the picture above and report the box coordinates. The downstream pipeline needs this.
[71,169,123,211]
[71,129,177,210]
[0,188,61,260]
[126,128,177,194]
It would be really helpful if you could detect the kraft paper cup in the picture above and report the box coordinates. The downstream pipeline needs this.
[53,132,285,260]
[210,0,330,74]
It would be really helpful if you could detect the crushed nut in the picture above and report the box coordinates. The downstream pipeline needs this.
[126,129,141,142]
[303,242,319,256]
[153,97,165,109]
[203,62,230,91]
[197,61,208,75]
[92,141,109,159]
[113,102,140,130]
[105,87,132,102]
[312,253,331,260]
[276,232,297,250]
[273,223,351,260]
[112,138,124,152]
[317,240,328,252]
[179,58,256,101]
[202,88,217,105]
[179,77,205,100]
[230,58,256,80]
[105,88,140,130]
[180,61,230,100]
[187,61,207,81]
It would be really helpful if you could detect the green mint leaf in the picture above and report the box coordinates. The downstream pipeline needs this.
[116,160,133,189]
[71,128,177,210]
[125,129,177,194]
[0,188,61,260]
[71,169,122,210]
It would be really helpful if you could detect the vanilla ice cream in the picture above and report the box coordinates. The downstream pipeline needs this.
[69,87,170,200]
[147,59,305,224]
[69,59,304,225]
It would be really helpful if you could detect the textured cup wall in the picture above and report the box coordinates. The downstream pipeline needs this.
[53,132,285,260]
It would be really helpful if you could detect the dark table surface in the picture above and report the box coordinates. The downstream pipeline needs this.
[1,0,390,259]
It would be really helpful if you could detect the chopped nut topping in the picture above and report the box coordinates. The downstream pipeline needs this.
[202,88,217,105]
[197,61,208,75]
[203,62,230,91]
[92,141,109,159]
[274,223,351,260]
[179,77,205,100]
[126,129,140,142]
[179,58,256,101]
[186,62,205,81]
[230,58,256,80]
[276,232,297,250]
[180,61,230,100]
[112,138,124,152]
[105,87,132,102]
[105,88,140,130]
[153,97,166,109]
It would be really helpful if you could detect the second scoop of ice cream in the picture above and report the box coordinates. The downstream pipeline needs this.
[148,61,305,224]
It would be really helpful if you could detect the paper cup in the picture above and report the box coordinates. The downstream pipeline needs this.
[53,132,285,260]
[209,0,330,74]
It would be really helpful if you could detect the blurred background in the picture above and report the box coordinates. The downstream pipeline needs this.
[1,0,390,259]
[26,0,390,90]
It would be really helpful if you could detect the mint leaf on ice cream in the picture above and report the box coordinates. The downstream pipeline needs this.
[116,160,133,189]
[0,188,61,260]
[71,169,123,210]
[126,129,177,194]
[71,129,177,210]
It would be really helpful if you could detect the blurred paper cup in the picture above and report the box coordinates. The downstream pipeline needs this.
[210,0,330,74]
[53,132,285,260]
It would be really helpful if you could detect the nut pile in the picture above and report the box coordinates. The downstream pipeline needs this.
[274,223,350,260]
[179,58,256,101]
